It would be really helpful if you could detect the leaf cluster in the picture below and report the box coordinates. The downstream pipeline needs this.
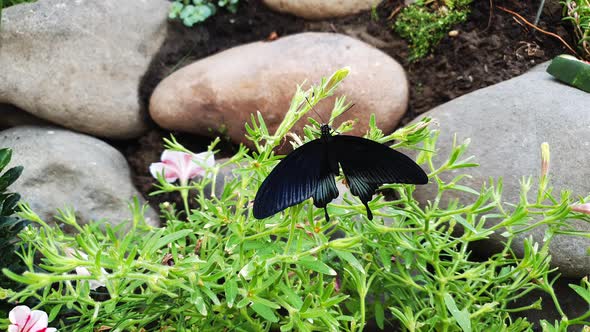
[562,0,590,60]
[394,0,473,61]
[169,0,238,27]
[2,68,590,331]
[0,148,27,316]
[0,0,35,9]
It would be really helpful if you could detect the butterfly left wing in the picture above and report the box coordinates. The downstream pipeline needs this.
[331,135,428,220]
[253,140,325,219]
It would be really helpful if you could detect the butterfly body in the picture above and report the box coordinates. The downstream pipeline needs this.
[253,124,428,221]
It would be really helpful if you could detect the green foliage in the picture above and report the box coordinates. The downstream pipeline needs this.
[169,0,238,27]
[0,148,27,316]
[562,0,590,60]
[2,68,590,331]
[394,0,473,61]
[0,0,35,9]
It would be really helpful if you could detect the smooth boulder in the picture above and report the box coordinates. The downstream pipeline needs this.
[150,32,409,148]
[0,126,159,228]
[0,0,168,139]
[412,63,590,278]
[262,0,380,19]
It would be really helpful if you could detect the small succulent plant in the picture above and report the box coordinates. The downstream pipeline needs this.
[169,0,239,27]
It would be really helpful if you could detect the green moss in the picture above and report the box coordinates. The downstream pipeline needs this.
[394,1,473,61]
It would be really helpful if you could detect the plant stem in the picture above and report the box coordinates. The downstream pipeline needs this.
[181,188,190,217]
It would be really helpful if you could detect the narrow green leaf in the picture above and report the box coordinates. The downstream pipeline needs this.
[443,293,471,332]
[193,295,208,316]
[452,215,477,234]
[389,307,411,329]
[294,316,311,332]
[322,294,349,308]
[0,166,23,192]
[236,297,250,309]
[280,318,294,331]
[148,229,193,255]
[257,269,281,291]
[1,192,19,215]
[298,256,336,275]
[48,304,63,321]
[450,163,479,169]
[225,278,238,308]
[300,308,326,319]
[332,249,364,274]
[539,320,560,332]
[251,302,279,323]
[451,185,481,196]
[201,283,221,305]
[301,294,313,312]
[251,295,280,309]
[569,284,590,304]
[279,283,303,310]
[104,301,116,314]
[374,301,385,330]
[0,148,12,171]
[378,250,392,272]
[318,313,340,330]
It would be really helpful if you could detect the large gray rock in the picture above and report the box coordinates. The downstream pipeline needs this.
[413,63,590,277]
[262,0,380,19]
[0,126,159,228]
[150,32,409,149]
[0,0,168,139]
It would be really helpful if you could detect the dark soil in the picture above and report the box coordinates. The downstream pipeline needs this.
[122,0,570,209]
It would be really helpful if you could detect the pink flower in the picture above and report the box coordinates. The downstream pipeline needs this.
[149,150,214,185]
[571,203,590,215]
[8,305,57,332]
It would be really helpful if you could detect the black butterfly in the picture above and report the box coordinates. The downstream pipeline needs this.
[253,123,428,221]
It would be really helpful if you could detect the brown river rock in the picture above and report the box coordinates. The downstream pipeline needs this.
[149,32,409,149]
[262,0,380,19]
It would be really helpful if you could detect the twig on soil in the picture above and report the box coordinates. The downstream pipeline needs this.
[484,0,494,31]
[387,5,402,20]
[497,6,579,57]
[511,16,528,31]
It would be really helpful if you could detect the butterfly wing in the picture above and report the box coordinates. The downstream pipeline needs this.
[253,140,325,219]
[332,135,428,219]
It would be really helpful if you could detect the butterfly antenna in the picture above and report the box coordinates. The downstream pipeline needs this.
[330,103,356,135]
[332,103,355,123]
[305,95,326,124]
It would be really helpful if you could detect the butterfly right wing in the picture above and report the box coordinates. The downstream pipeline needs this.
[332,135,428,220]
[253,140,324,219]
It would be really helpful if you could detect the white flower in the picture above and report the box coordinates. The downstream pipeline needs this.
[64,248,107,290]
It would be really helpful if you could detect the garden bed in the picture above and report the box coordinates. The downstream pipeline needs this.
[124,0,570,208]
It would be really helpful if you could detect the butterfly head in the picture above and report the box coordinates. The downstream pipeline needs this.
[320,124,332,138]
